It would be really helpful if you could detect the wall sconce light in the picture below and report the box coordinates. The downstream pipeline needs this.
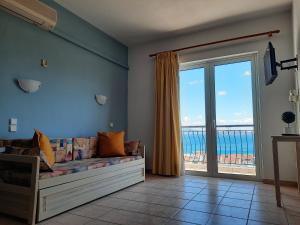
[289,89,299,103]
[18,79,41,93]
[95,95,107,105]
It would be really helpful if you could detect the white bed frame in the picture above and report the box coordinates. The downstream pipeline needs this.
[0,146,145,225]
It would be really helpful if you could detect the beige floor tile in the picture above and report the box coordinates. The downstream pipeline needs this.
[253,189,276,197]
[282,195,300,207]
[109,191,189,208]
[173,209,211,224]
[94,196,179,218]
[199,188,226,196]
[287,214,300,225]
[184,200,217,213]
[214,205,249,219]
[255,183,275,191]
[136,183,203,193]
[231,183,255,189]
[180,182,209,188]
[249,209,288,225]
[229,187,254,194]
[47,213,92,225]
[250,201,285,213]
[207,214,247,225]
[252,195,277,204]
[93,197,130,209]
[205,184,230,191]
[284,204,300,216]
[128,187,196,199]
[38,220,62,225]
[69,204,112,219]
[247,220,276,225]
[193,194,223,204]
[2,174,299,225]
[84,220,117,225]
[220,197,251,209]
[165,220,196,225]
[225,192,252,201]
[97,208,169,225]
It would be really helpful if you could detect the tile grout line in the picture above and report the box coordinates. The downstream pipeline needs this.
[162,184,205,225]
[245,182,256,225]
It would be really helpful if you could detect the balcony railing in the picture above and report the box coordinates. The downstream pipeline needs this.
[181,125,255,166]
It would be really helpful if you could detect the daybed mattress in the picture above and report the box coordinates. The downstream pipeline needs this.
[0,156,142,186]
[39,155,142,179]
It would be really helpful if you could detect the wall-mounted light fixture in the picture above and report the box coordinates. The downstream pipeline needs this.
[95,95,107,105]
[18,79,41,93]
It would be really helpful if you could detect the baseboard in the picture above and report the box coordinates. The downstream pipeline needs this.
[146,170,298,188]
[263,179,298,187]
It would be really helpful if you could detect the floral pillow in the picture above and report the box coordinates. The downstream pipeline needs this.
[73,137,97,160]
[50,138,73,163]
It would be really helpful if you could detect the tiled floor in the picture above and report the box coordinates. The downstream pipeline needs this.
[1,175,300,225]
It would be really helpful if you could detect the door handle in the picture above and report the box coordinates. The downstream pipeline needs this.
[212,120,216,129]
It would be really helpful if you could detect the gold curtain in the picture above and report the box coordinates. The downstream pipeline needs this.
[152,51,181,176]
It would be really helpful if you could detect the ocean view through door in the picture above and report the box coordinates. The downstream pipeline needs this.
[180,54,257,178]
[180,67,207,172]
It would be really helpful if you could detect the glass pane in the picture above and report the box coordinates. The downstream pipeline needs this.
[180,68,207,172]
[214,61,255,176]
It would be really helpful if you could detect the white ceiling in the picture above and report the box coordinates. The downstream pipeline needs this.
[55,0,292,46]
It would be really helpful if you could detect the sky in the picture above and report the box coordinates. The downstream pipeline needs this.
[180,61,253,126]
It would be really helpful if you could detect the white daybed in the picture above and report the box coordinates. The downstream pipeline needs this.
[0,146,145,225]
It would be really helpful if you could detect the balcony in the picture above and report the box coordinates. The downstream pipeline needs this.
[182,125,255,176]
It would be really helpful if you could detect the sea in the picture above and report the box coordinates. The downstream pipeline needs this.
[182,131,255,156]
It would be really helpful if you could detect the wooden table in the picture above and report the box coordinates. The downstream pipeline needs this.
[272,135,300,207]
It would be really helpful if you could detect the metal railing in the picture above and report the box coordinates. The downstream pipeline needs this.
[181,125,255,166]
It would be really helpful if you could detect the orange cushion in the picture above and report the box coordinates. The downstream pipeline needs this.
[97,131,126,157]
[33,129,55,167]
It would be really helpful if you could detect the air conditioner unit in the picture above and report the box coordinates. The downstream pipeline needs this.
[0,0,57,30]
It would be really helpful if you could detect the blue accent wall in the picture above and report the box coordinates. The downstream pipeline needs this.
[0,1,128,139]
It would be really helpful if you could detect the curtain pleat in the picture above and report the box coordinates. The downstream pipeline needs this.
[152,51,181,176]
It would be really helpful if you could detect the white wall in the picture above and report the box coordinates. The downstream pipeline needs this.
[293,0,300,131]
[128,11,297,181]
[293,0,300,55]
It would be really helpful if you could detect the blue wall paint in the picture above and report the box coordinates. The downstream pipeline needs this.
[0,3,128,139]
[44,0,128,68]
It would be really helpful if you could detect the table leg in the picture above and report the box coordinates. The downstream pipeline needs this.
[272,139,281,207]
[296,142,300,194]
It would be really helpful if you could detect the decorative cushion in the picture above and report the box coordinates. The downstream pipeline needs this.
[124,140,140,156]
[50,138,73,163]
[33,130,55,167]
[4,146,52,171]
[89,137,97,156]
[97,131,126,157]
[73,137,97,160]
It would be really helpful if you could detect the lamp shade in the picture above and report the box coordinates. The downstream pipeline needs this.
[95,95,107,105]
[18,79,41,93]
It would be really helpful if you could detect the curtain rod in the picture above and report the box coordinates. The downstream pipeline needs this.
[149,29,280,57]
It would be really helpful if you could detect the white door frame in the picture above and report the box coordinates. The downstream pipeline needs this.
[180,52,262,181]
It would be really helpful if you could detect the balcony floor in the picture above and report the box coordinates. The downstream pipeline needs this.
[185,162,256,176]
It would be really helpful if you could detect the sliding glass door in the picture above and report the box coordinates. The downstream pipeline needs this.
[180,53,259,179]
